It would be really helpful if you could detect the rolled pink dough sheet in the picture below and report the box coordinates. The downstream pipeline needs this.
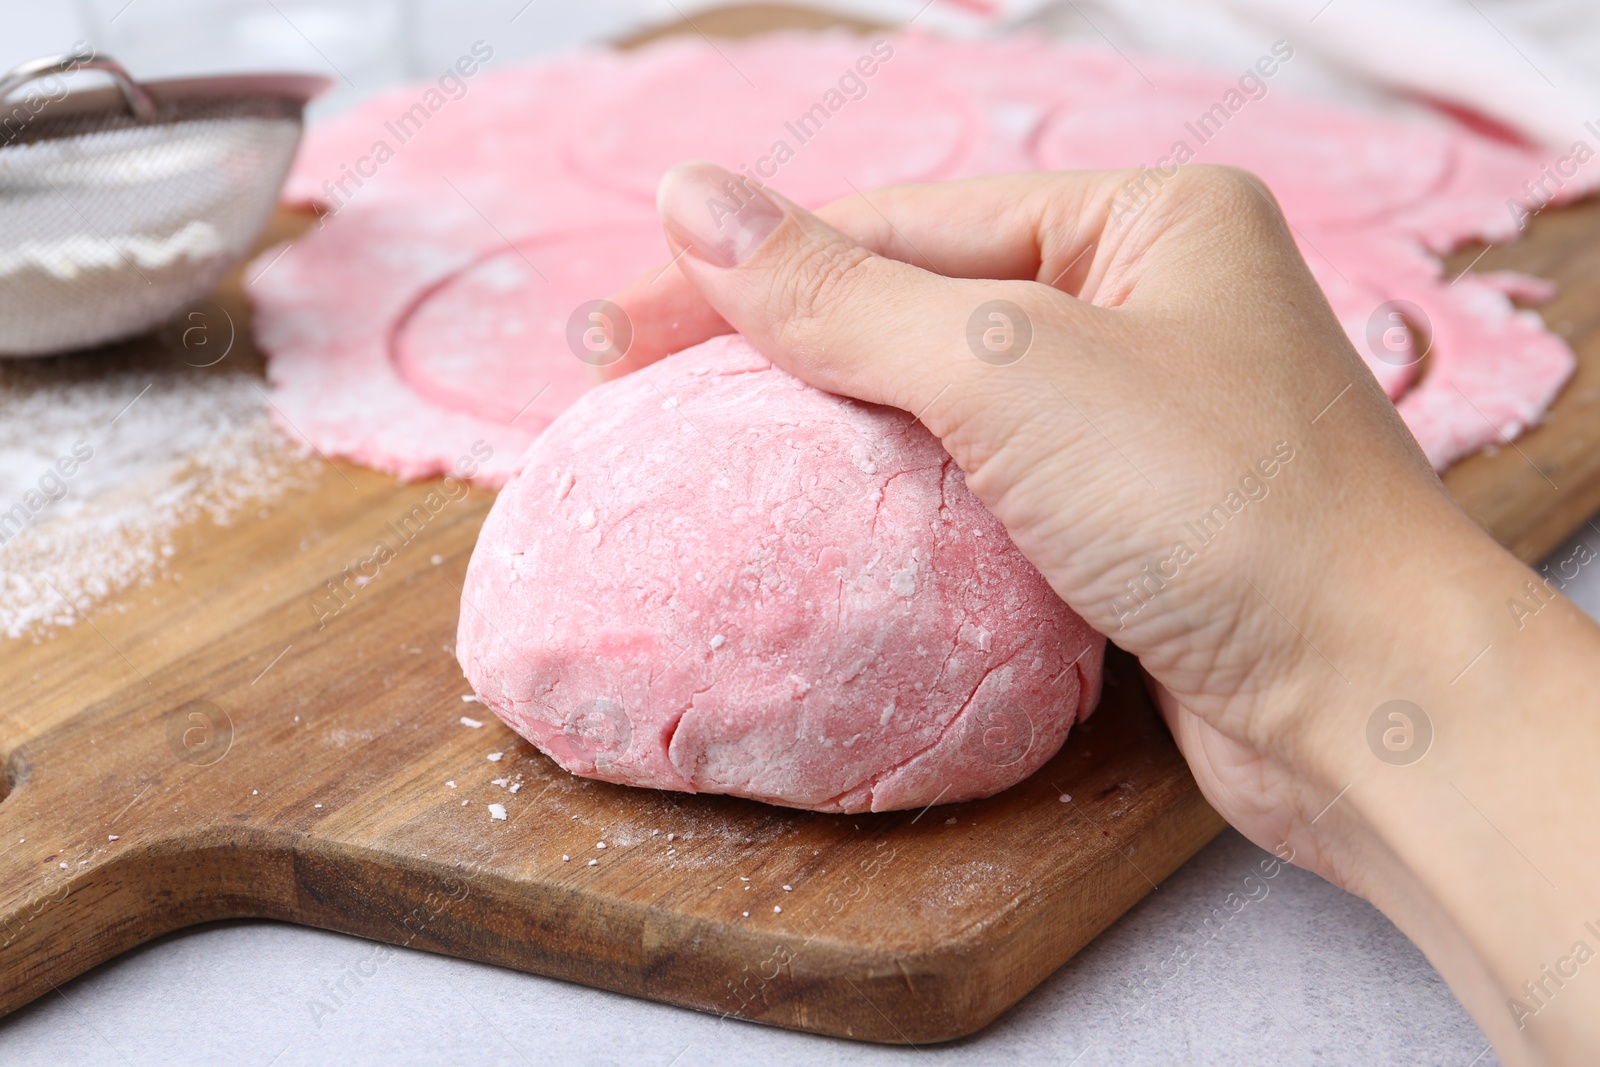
[251,32,1590,483]
[455,335,1105,813]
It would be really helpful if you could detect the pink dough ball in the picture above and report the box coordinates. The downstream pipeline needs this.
[457,334,1104,813]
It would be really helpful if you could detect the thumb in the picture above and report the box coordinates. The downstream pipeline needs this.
[655,161,1021,413]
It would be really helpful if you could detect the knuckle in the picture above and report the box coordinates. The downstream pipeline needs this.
[773,245,878,353]
[1167,164,1282,222]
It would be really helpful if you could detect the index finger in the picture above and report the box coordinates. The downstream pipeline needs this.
[596,170,1126,382]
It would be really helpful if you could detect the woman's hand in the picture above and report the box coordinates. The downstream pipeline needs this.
[604,161,1453,875]
[604,162,1600,1066]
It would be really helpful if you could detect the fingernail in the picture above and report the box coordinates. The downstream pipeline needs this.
[657,161,785,268]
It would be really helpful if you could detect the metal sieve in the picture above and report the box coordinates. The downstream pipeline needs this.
[0,53,327,357]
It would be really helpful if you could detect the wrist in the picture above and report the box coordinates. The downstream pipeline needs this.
[1268,502,1600,1065]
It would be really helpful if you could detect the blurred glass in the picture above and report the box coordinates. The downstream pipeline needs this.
[75,0,415,115]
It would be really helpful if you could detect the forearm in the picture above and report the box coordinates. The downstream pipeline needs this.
[1287,516,1600,1066]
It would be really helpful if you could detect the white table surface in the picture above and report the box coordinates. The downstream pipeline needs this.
[5,518,1595,1065]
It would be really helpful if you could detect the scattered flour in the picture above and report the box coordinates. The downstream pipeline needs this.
[0,363,315,639]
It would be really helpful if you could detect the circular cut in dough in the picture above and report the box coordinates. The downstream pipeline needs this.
[1032,87,1454,226]
[393,225,666,428]
[566,36,979,209]
[457,335,1104,813]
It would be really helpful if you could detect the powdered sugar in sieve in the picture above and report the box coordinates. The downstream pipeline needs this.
[0,53,325,357]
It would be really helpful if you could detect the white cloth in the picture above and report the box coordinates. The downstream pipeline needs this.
[1020,0,1600,150]
[618,0,1600,151]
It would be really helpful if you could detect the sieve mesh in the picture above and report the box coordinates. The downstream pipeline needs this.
[0,68,317,357]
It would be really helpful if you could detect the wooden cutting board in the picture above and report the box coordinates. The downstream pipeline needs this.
[3,12,1600,1045]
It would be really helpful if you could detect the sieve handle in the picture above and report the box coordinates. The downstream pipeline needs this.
[0,51,158,121]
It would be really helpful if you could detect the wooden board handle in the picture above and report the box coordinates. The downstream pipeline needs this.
[0,702,294,1014]
[0,746,139,1011]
